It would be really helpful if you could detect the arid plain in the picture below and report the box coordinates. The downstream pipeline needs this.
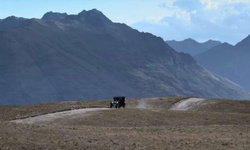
[0,97,250,150]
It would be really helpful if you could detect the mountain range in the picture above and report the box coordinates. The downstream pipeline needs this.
[195,35,250,91]
[0,9,249,105]
[166,39,222,56]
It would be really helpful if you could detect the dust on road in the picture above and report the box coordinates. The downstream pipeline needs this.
[170,98,206,111]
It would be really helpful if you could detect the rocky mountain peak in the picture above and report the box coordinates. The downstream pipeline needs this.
[166,38,222,56]
[202,39,222,49]
[0,16,28,31]
[42,11,68,22]
[220,42,232,47]
[203,39,221,45]
[78,9,102,15]
[183,38,197,43]
[4,16,26,22]
[76,9,112,25]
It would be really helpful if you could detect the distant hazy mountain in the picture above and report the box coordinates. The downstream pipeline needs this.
[166,39,221,56]
[0,9,248,105]
[195,36,250,90]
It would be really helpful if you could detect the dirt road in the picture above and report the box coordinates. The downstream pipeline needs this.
[11,108,109,124]
[12,97,205,124]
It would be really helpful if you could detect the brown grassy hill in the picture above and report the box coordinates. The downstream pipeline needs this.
[0,97,250,149]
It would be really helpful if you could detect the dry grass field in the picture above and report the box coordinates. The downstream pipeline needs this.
[0,97,250,150]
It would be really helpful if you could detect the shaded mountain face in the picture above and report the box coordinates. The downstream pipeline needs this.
[195,37,250,90]
[235,34,250,51]
[0,9,248,105]
[166,39,221,56]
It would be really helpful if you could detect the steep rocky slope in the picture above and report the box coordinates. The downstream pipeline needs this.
[0,9,248,105]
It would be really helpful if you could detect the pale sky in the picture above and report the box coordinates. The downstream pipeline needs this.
[1,0,250,44]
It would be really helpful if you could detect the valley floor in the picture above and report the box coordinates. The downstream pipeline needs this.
[0,97,250,149]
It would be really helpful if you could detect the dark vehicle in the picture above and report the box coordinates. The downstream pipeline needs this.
[110,96,126,108]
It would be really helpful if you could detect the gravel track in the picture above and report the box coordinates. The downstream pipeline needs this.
[11,108,109,124]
